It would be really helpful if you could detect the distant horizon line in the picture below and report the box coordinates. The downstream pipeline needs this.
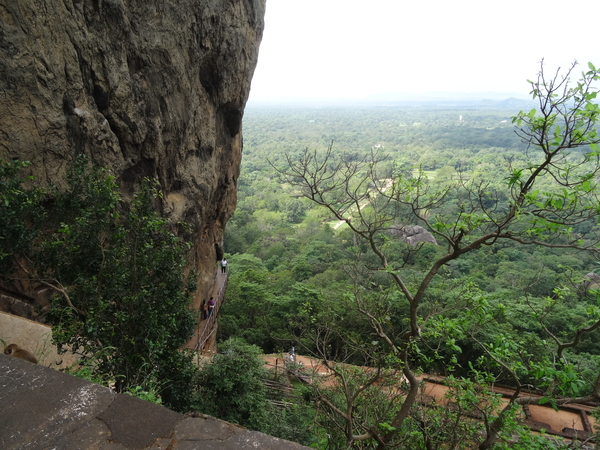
[247,90,533,107]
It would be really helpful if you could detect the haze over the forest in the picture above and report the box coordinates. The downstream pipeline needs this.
[248,0,600,103]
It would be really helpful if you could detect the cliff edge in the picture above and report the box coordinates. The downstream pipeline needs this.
[0,0,265,308]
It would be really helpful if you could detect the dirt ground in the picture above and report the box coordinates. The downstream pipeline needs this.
[260,353,595,436]
[262,354,331,376]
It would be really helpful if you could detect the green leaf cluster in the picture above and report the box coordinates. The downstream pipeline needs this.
[0,156,197,410]
[193,338,315,445]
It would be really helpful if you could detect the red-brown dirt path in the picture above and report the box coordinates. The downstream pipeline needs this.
[261,353,597,439]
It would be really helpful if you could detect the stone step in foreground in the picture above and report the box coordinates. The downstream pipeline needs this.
[0,354,310,450]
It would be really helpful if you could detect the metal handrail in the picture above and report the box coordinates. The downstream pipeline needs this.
[195,271,228,352]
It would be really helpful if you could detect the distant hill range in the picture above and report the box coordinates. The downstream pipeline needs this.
[363,91,535,110]
[248,92,536,110]
[365,91,530,102]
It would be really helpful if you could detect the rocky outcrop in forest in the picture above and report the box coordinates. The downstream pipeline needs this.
[0,0,265,309]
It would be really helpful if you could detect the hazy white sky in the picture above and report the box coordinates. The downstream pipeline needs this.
[248,0,600,101]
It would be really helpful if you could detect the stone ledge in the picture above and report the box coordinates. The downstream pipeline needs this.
[0,354,310,449]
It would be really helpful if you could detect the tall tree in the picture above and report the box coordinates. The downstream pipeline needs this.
[277,61,600,448]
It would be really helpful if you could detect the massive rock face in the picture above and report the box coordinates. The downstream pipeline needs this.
[0,0,265,309]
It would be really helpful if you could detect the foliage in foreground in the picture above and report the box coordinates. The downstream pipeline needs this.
[0,158,316,445]
[193,338,315,446]
[0,156,197,410]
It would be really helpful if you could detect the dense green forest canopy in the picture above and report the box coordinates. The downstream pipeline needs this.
[220,84,600,447]
[242,104,530,173]
[225,101,599,358]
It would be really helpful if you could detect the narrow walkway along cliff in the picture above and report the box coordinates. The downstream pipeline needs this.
[186,267,229,353]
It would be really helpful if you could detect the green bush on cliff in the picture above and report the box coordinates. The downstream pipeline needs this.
[193,338,315,446]
[0,160,45,274]
[0,156,197,411]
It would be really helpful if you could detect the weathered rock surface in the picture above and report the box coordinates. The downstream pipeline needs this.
[1,311,79,369]
[389,225,438,245]
[0,0,265,307]
[0,354,311,449]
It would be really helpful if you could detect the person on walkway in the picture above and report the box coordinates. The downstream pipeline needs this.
[207,297,215,317]
[221,258,228,273]
[202,300,208,320]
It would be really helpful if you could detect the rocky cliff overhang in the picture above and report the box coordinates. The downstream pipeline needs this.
[0,0,265,307]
